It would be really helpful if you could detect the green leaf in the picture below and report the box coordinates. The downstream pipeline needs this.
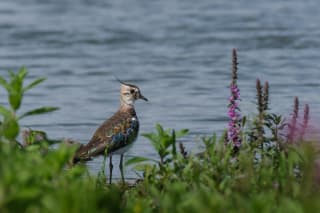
[156,123,165,136]
[9,92,22,111]
[142,132,161,151]
[159,149,169,159]
[241,116,247,127]
[176,129,189,138]
[10,72,23,92]
[19,106,59,119]
[125,156,153,166]
[14,187,41,200]
[6,71,24,110]
[0,105,12,117]
[25,144,41,152]
[141,132,158,143]
[0,76,9,91]
[133,163,153,172]
[1,117,19,140]
[18,67,28,80]
[161,135,172,149]
[23,77,46,92]
[172,129,176,156]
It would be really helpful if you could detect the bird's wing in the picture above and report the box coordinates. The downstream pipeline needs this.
[74,109,137,161]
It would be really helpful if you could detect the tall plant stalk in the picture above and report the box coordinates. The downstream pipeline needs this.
[287,97,299,144]
[227,49,242,153]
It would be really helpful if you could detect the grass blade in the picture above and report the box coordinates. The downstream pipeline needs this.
[19,106,59,119]
[125,156,153,167]
[23,77,46,92]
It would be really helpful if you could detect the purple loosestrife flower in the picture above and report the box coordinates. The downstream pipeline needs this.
[227,49,242,148]
[300,104,309,141]
[287,97,299,144]
[228,83,241,148]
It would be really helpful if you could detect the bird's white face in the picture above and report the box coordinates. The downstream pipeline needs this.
[120,84,148,106]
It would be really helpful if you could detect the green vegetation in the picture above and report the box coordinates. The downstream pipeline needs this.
[1,62,320,212]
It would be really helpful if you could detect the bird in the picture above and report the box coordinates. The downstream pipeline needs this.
[74,80,148,184]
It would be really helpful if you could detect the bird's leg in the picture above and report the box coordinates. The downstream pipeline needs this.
[119,154,125,184]
[109,155,113,184]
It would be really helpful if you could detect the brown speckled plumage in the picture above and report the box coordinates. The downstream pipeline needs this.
[72,81,147,183]
[74,107,138,161]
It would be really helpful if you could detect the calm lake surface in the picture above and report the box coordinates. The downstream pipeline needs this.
[0,0,319,178]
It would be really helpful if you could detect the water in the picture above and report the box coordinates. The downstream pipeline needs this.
[0,0,319,178]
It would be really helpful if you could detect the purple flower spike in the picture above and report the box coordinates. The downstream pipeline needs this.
[227,49,242,149]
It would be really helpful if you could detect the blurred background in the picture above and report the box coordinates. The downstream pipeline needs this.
[0,0,319,177]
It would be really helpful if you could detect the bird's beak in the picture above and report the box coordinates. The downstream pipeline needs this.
[139,93,148,101]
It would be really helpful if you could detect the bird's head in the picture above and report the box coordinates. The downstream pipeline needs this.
[119,81,148,106]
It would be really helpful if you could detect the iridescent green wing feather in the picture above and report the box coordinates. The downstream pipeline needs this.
[74,109,138,161]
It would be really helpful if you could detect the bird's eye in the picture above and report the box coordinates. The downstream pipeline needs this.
[130,89,135,94]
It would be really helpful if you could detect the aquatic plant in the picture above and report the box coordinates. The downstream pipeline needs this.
[0,68,58,145]
[0,68,124,212]
[227,49,242,151]
[300,104,310,141]
[263,81,269,111]
[247,78,273,154]
[287,97,299,144]
[140,124,188,165]
[282,97,310,144]
[256,78,265,147]
[1,57,319,212]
